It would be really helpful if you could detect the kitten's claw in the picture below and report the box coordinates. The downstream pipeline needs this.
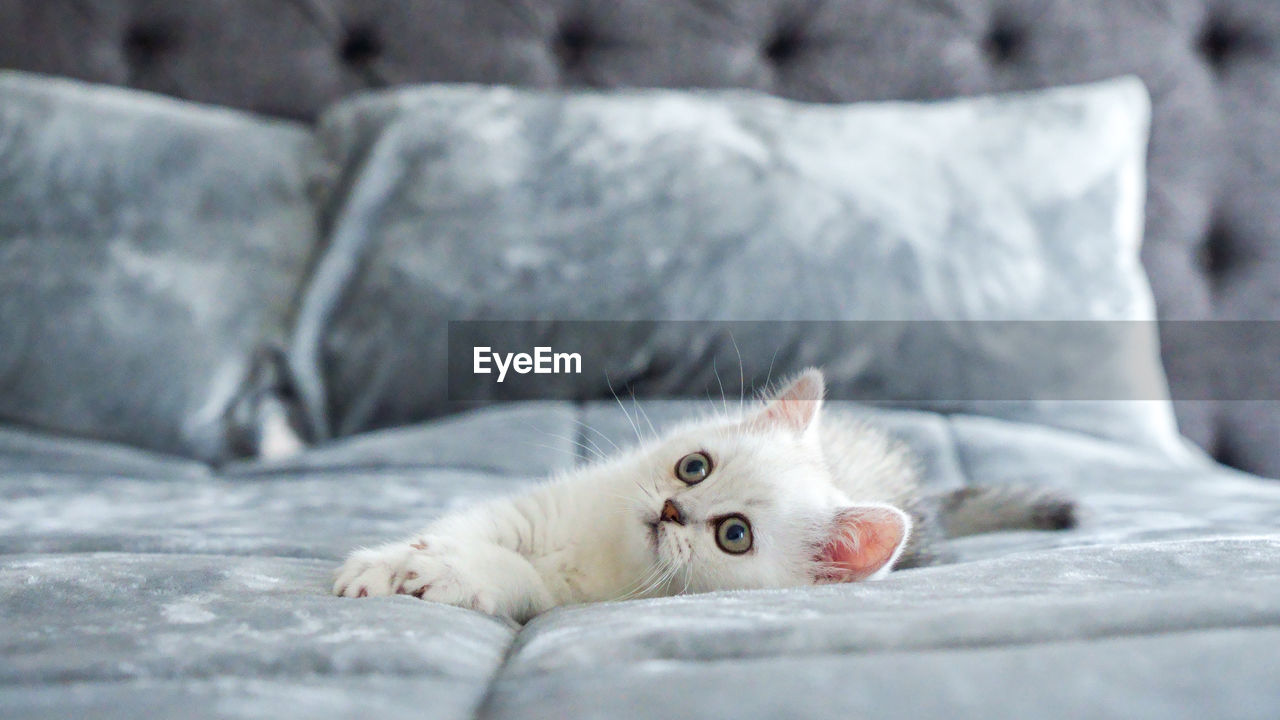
[333,537,548,621]
[332,546,410,598]
[332,541,499,614]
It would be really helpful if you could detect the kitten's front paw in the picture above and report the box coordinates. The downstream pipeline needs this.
[390,547,500,615]
[334,537,551,621]
[333,545,412,598]
[332,539,500,614]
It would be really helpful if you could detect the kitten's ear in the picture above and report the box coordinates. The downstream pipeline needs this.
[814,505,911,583]
[748,368,824,434]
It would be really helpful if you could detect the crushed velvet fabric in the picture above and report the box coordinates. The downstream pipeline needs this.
[300,78,1187,462]
[3,402,1278,718]
[0,74,317,463]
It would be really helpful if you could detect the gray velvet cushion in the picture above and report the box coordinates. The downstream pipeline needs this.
[3,401,1278,718]
[1,554,514,720]
[0,73,318,462]
[297,77,1188,458]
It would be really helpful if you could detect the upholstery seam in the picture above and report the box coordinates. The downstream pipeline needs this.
[285,124,417,441]
[465,403,591,719]
[469,627,526,720]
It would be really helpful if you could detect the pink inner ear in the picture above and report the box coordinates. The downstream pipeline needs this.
[816,506,909,583]
[749,369,824,433]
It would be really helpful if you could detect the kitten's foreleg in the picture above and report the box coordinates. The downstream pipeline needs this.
[333,535,556,623]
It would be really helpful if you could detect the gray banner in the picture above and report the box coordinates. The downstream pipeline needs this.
[444,320,1280,404]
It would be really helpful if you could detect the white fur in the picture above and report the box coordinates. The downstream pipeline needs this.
[334,369,917,622]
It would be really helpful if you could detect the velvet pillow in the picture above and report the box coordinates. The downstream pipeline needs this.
[295,77,1189,459]
[0,73,317,462]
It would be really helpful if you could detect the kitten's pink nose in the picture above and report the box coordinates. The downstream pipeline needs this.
[660,499,685,525]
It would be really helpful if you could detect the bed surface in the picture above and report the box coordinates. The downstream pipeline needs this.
[4,401,1278,719]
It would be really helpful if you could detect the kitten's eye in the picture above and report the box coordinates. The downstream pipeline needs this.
[714,515,753,554]
[675,451,713,485]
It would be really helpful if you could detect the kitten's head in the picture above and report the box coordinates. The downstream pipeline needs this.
[619,368,911,595]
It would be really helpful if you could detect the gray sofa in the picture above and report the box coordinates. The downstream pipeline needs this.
[3,2,1280,719]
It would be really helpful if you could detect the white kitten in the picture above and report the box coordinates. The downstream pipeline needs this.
[334,368,1073,622]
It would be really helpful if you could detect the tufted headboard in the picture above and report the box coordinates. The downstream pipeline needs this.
[1,0,1278,476]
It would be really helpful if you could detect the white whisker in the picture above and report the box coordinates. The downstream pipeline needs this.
[712,355,728,414]
[606,372,644,444]
[763,346,780,400]
[729,330,745,414]
[572,418,620,452]
[616,555,667,601]
[630,389,658,440]
[522,440,586,461]
[535,429,608,462]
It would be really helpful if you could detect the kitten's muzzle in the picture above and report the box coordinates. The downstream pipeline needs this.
[660,499,686,525]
